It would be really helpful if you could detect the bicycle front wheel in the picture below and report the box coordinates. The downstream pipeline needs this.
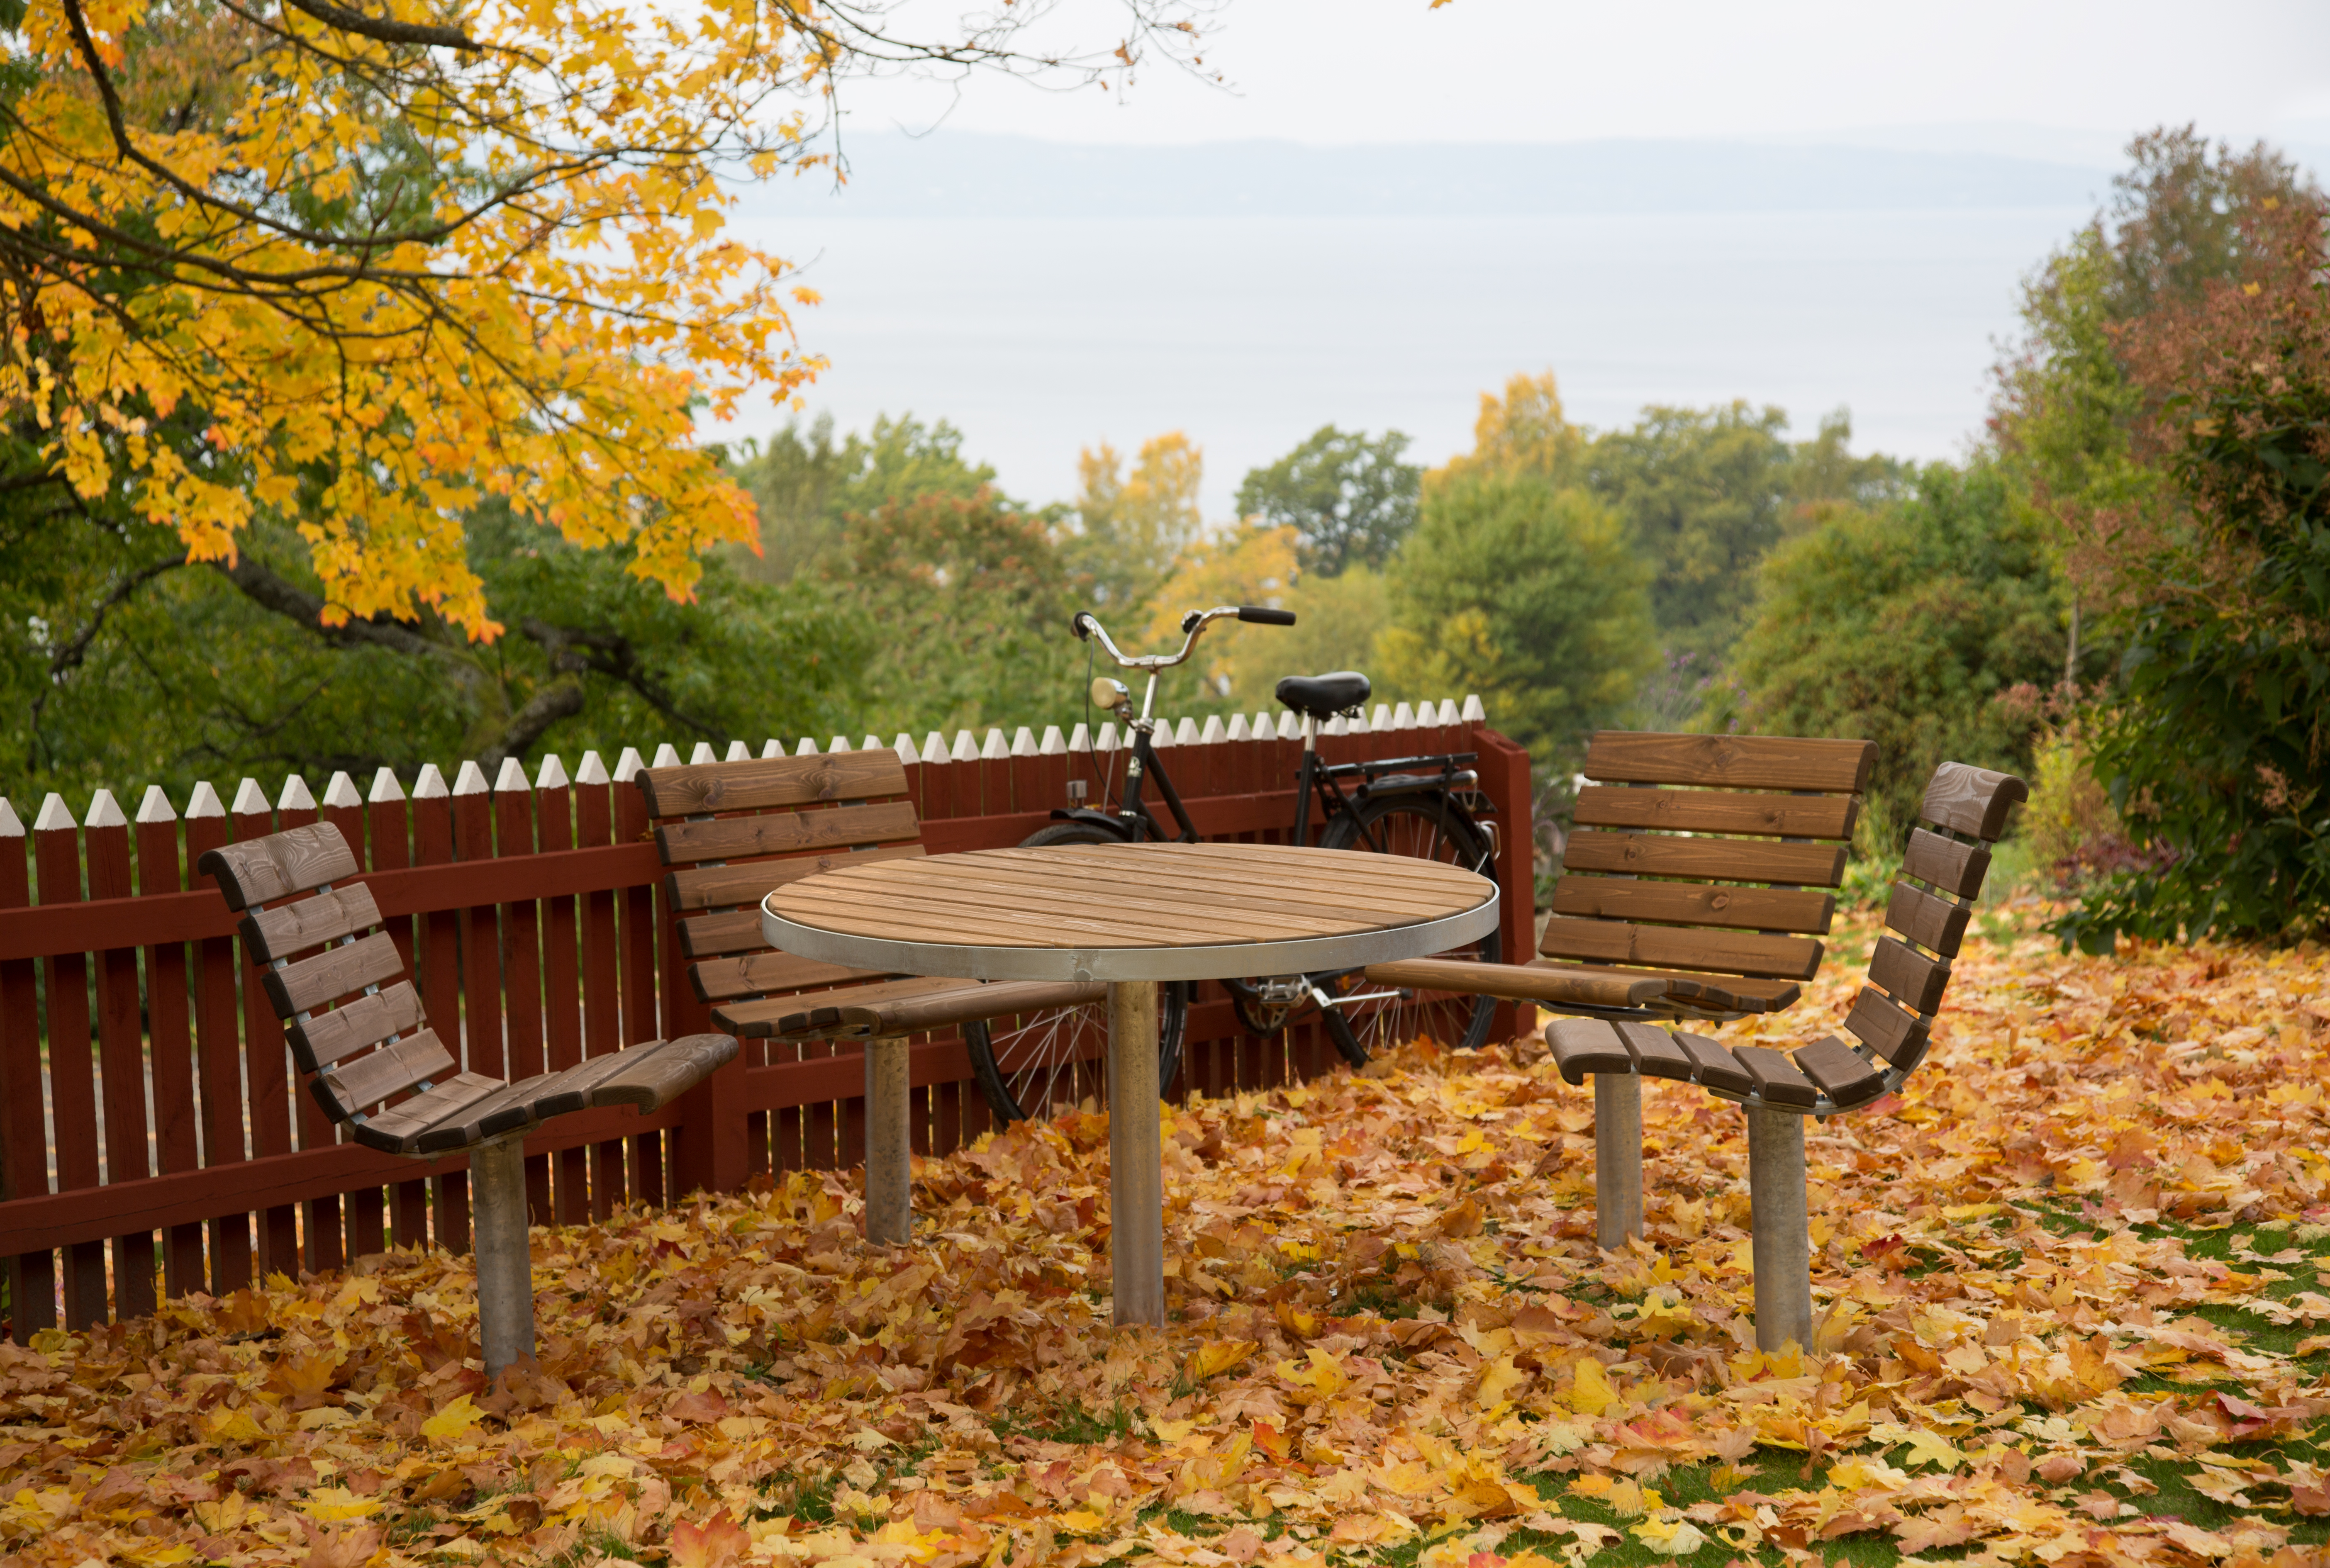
[1316,793,1504,1057]
[963,821,1190,1122]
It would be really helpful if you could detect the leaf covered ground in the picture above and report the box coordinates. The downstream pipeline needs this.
[6,915,2330,1568]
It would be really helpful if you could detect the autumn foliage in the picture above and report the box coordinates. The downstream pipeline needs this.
[2,918,2328,1566]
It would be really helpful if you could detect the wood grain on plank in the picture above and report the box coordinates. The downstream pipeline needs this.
[820,858,1468,930]
[1733,1043,1820,1107]
[1362,957,1673,1008]
[288,981,425,1070]
[1583,732,1876,794]
[1845,987,1930,1066]
[1867,936,1951,1013]
[1616,1023,1697,1080]
[655,799,921,867]
[588,1032,737,1112]
[1675,1032,1754,1095]
[261,931,406,1018]
[666,843,926,912]
[834,979,1107,1038]
[317,1029,455,1117]
[1883,881,1971,957]
[1549,874,1834,934]
[638,752,909,817]
[689,950,890,1004]
[1794,1035,1887,1106]
[1546,1018,1631,1084]
[1560,830,1847,886]
[1571,785,1858,840]
[241,884,381,962]
[349,1073,504,1155]
[198,824,362,911]
[1535,916,1823,980]
[1901,828,1991,898]
[920,847,1479,908]
[1917,761,2028,841]
[714,976,966,1037]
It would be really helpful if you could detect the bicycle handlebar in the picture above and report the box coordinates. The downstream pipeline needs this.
[1071,605,1294,670]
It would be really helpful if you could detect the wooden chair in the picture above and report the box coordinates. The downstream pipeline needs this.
[1544,760,2026,1351]
[1368,730,1877,1023]
[636,749,1102,1242]
[198,824,736,1378]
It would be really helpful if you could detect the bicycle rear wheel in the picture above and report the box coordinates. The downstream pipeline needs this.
[963,821,1190,1122]
[1315,793,1503,1059]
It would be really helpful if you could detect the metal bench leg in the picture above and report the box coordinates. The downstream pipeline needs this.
[470,1133,536,1381]
[864,1035,912,1245]
[1746,1106,1813,1352]
[1594,1074,1644,1249]
[1107,979,1165,1327]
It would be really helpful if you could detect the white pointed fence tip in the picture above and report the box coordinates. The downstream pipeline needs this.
[1326,715,1348,737]
[536,754,570,791]
[231,779,269,815]
[831,736,853,755]
[690,742,717,766]
[796,738,819,756]
[1096,722,1119,752]
[761,739,784,758]
[453,761,490,796]
[1011,727,1038,758]
[1040,725,1067,756]
[322,772,362,810]
[726,740,751,762]
[0,799,21,837]
[576,752,609,787]
[1372,704,1393,730]
[1462,694,1487,723]
[921,732,948,764]
[369,767,405,803]
[1227,714,1251,741]
[1392,703,1416,730]
[186,782,225,818]
[951,730,980,762]
[614,747,646,783]
[981,728,1009,760]
[1175,717,1200,744]
[1150,720,1173,748]
[278,775,316,812]
[1201,716,1226,744]
[85,789,127,829]
[893,734,918,763]
[34,793,76,832]
[1350,709,1370,733]
[1068,723,1091,753]
[1276,713,1301,739]
[1435,699,1458,725]
[135,785,177,824]
[652,744,681,769]
[862,735,883,754]
[413,765,449,800]
[1251,711,1275,737]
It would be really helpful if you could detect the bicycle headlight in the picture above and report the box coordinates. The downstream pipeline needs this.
[1089,676,1130,711]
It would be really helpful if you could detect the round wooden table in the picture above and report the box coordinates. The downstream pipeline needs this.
[762,840,1499,1325]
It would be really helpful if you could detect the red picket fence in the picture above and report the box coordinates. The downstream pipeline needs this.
[0,704,1532,1339]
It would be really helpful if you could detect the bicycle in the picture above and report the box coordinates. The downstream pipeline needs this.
[964,604,1504,1123]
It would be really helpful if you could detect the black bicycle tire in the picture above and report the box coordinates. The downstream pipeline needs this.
[964,820,1189,1122]
[1316,793,1504,1057]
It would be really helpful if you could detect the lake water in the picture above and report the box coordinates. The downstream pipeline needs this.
[719,206,2091,514]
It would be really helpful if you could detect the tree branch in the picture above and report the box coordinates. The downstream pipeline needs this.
[210,553,451,660]
[519,616,724,742]
[29,550,192,744]
[277,0,481,52]
[478,679,585,772]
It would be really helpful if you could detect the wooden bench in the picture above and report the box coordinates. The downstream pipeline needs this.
[1545,760,2026,1351]
[1367,730,1876,1023]
[198,823,736,1378]
[636,749,1102,1242]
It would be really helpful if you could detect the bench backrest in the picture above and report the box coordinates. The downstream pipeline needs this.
[197,824,479,1136]
[636,750,927,1014]
[1542,731,1878,1012]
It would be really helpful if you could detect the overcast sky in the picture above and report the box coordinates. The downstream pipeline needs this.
[832,0,2330,157]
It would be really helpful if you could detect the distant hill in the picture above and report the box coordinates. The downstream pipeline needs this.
[738,132,2112,218]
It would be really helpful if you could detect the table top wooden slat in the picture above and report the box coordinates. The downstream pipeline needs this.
[762,842,1499,984]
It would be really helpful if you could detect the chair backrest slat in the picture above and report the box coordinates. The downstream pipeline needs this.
[1539,917,1823,980]
[1581,732,1877,794]
[1560,831,1847,886]
[1901,828,1990,898]
[1572,785,1858,840]
[654,799,921,867]
[1918,761,2027,841]
[636,752,910,816]
[199,823,361,911]
[690,952,885,1005]
[240,884,382,962]
[289,981,425,1071]
[1845,987,1930,1071]
[262,930,407,1018]
[1549,875,1832,934]
[666,843,926,912]
[1883,881,1971,959]
[315,1028,455,1119]
[1867,937,1950,1013]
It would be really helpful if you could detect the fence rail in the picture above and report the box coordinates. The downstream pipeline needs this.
[0,699,1532,1339]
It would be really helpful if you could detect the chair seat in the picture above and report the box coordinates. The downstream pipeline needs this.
[1274,671,1371,720]
[1545,1017,1891,1114]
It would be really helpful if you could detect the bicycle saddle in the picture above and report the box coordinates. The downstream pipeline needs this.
[1274,671,1371,720]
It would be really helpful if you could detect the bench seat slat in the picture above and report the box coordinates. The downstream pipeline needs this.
[1365,957,1687,1010]
[1547,1018,1632,1085]
[586,1033,738,1113]
[314,1028,456,1119]
[1845,987,1931,1069]
[1538,916,1823,981]
[1582,733,1877,793]
[1883,881,1971,957]
[263,931,407,1018]
[1674,1032,1755,1096]
[691,951,891,1005]
[667,843,926,914]
[242,884,382,962]
[349,1073,505,1156]
[1616,1023,1697,1080]
[1550,874,1835,935]
[1733,1044,1820,1107]
[712,976,968,1037]
[415,1076,548,1155]
[638,752,909,816]
[1793,1035,1888,1107]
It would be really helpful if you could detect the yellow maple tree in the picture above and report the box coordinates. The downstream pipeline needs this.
[4,0,1205,639]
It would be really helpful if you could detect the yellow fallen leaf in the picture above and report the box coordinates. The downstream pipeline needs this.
[1187,1339,1258,1381]
[300,1486,384,1523]
[422,1393,484,1444]
[1566,1357,1616,1417]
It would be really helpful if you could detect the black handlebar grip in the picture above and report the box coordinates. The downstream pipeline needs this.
[1071,611,1095,640]
[1237,606,1297,626]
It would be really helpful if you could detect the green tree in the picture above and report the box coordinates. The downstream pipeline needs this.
[1379,469,1653,772]
[730,414,1000,587]
[1711,462,2065,833]
[1063,434,1205,614]
[1234,426,1420,576]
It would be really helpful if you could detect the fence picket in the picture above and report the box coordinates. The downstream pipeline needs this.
[411,767,469,1251]
[535,757,590,1225]
[492,760,552,1223]
[0,801,53,1334]
[365,770,431,1251]
[34,797,106,1325]
[85,791,158,1321]
[574,752,626,1220]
